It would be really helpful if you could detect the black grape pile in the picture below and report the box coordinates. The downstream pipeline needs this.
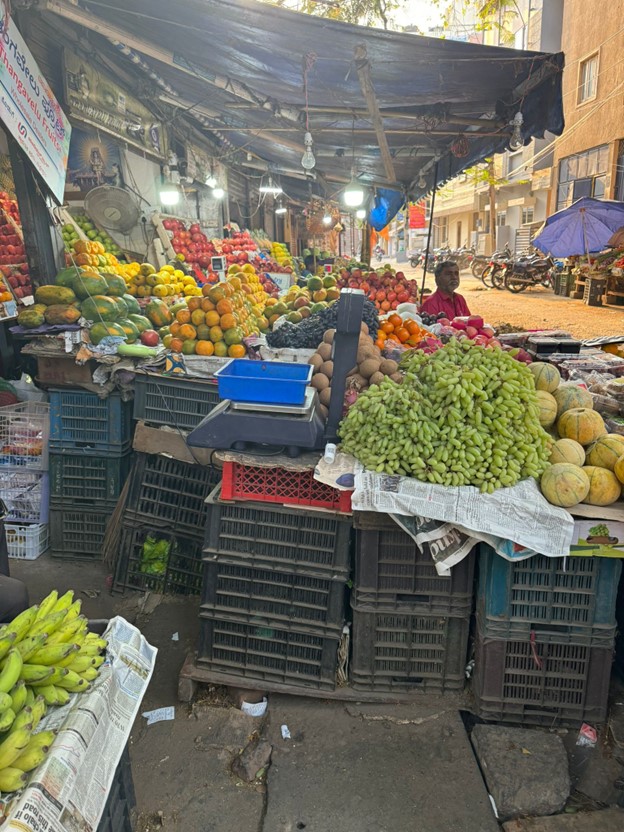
[267,301,379,349]
[420,311,448,327]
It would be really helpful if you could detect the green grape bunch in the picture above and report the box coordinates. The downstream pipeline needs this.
[339,339,552,494]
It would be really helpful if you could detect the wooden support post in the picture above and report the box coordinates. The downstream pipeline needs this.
[354,44,396,183]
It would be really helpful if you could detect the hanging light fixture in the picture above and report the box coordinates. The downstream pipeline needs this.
[343,117,365,208]
[160,176,180,206]
[212,186,225,199]
[275,200,287,215]
[356,208,366,220]
[259,175,282,195]
[508,111,524,151]
[418,174,427,189]
[301,132,316,172]
[322,214,332,225]
[205,163,217,189]
[301,53,317,172]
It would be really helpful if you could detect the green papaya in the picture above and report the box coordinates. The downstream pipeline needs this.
[17,307,45,329]
[43,305,82,325]
[89,322,127,345]
[117,319,140,343]
[128,314,152,334]
[102,274,127,297]
[72,272,108,300]
[80,295,120,322]
[114,297,128,318]
[123,294,141,315]
[34,285,77,306]
[55,267,81,288]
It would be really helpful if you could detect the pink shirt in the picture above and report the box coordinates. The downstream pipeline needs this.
[421,289,471,319]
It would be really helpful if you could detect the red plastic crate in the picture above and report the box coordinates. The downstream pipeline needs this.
[221,460,352,513]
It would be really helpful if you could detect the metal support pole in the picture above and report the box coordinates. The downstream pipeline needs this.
[419,161,439,306]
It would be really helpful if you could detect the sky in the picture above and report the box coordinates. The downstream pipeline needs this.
[391,0,443,30]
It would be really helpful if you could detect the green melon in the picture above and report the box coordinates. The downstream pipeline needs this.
[528,362,561,393]
[549,438,585,467]
[117,319,140,343]
[55,267,82,288]
[553,385,593,416]
[114,297,128,319]
[585,434,624,471]
[582,465,622,506]
[536,390,558,428]
[557,408,606,446]
[128,314,152,333]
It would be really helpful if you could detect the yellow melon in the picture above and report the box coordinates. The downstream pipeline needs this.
[540,463,590,507]
[585,434,624,471]
[582,465,622,506]
[553,385,593,416]
[549,438,585,467]
[528,362,561,393]
[557,408,606,446]
[536,390,558,428]
[613,453,624,485]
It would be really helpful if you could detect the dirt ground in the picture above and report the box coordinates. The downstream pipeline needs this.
[389,260,624,340]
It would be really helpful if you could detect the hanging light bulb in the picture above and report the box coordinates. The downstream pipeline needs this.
[159,173,180,206]
[212,186,225,200]
[259,176,282,195]
[356,209,366,220]
[343,173,365,208]
[205,169,217,189]
[418,174,427,189]
[322,214,332,225]
[301,132,316,172]
[275,200,287,215]
[509,111,524,151]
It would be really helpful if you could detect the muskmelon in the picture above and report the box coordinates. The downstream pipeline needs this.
[528,362,561,393]
[585,434,624,470]
[553,384,593,416]
[614,453,624,485]
[541,463,590,507]
[536,390,558,428]
[557,408,606,446]
[550,438,586,467]
[582,465,622,506]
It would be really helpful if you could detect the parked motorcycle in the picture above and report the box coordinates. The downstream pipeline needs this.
[503,255,558,292]
[474,245,512,283]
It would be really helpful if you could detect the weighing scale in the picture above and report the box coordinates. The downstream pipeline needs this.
[187,289,365,457]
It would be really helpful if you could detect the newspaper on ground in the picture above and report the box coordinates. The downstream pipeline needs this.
[1,616,157,832]
[314,451,356,491]
[353,470,574,572]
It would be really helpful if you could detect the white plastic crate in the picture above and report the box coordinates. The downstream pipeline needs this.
[6,522,49,560]
[0,402,49,471]
[0,471,49,523]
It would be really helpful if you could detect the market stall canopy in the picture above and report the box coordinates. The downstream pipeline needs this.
[40,0,564,222]
[533,198,624,258]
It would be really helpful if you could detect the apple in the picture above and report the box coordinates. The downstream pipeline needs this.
[465,326,479,339]
[467,315,484,330]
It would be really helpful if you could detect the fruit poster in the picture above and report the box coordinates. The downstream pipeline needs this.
[570,520,624,558]
[66,127,124,193]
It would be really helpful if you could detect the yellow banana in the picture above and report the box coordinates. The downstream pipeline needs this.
[0,631,16,661]
[51,590,74,615]
[52,686,70,706]
[35,590,58,621]
[24,686,35,708]
[11,707,33,732]
[85,636,107,651]
[56,671,88,692]
[6,606,38,642]
[40,667,69,686]
[0,690,12,712]
[0,725,32,769]
[30,642,79,667]
[29,696,46,730]
[67,656,96,673]
[28,612,66,639]
[64,600,82,623]
[35,685,59,706]
[77,644,102,658]
[91,656,105,669]
[16,633,48,662]
[20,665,54,684]
[10,680,27,714]
[79,667,99,682]
[23,729,55,751]
[12,744,48,772]
[46,616,87,647]
[0,707,15,731]
[0,766,28,792]
[0,649,23,693]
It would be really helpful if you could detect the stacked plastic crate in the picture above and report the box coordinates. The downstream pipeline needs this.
[197,481,352,691]
[48,389,133,559]
[350,512,475,692]
[0,402,50,560]
[473,545,621,725]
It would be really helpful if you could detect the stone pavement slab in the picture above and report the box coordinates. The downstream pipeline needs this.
[502,808,624,831]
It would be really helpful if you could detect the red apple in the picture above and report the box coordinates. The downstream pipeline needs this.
[140,330,160,347]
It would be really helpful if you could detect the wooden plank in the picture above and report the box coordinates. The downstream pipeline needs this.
[151,212,177,260]
[133,420,215,466]
[354,44,396,183]
[571,502,624,522]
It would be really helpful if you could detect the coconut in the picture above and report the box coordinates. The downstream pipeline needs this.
[311,373,329,392]
[317,342,332,362]
[379,358,399,376]
[320,360,334,379]
[319,387,331,407]
[359,358,381,379]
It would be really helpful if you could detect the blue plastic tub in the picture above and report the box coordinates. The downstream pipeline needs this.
[214,359,312,405]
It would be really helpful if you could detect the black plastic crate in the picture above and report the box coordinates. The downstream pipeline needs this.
[478,545,621,643]
[49,390,133,455]
[197,612,340,690]
[350,604,469,693]
[50,505,112,560]
[353,511,474,614]
[133,372,220,430]
[203,485,352,575]
[201,557,346,631]
[472,628,612,726]
[125,453,220,536]
[97,746,135,832]
[49,452,133,506]
[114,523,204,596]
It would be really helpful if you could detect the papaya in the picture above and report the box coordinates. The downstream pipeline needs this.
[80,295,120,322]
[89,322,127,345]
[34,285,77,306]
[44,304,82,326]
[117,319,140,343]
[102,274,127,297]
[72,273,108,300]
[17,307,45,329]
[145,299,172,328]
[114,297,128,318]
[128,314,152,333]
[55,267,81,288]
[123,294,141,315]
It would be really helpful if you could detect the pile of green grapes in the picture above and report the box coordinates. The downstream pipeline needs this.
[339,339,551,493]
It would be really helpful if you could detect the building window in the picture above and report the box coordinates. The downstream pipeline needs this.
[578,53,599,104]
[496,211,507,227]
[557,145,609,209]
[434,216,448,248]
[522,207,534,225]
[507,152,522,175]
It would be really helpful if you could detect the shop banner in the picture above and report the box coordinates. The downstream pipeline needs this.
[64,48,167,160]
[409,201,426,229]
[0,17,70,203]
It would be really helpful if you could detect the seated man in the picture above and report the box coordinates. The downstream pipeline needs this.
[421,260,471,319]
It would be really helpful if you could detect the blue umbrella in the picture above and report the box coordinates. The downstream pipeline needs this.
[532,197,624,258]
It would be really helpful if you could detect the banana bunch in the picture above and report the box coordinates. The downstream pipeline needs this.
[0,590,108,793]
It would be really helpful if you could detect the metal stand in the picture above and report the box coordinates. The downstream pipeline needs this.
[324,288,365,443]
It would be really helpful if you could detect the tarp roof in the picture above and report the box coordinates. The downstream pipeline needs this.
[41,0,564,219]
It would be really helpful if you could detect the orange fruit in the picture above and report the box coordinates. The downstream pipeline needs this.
[222,282,235,298]
[205,310,221,327]
[377,330,387,342]
[178,324,197,341]
[202,284,213,297]
[381,321,394,335]
[224,326,243,346]
[375,339,385,350]
[269,314,280,327]
[187,297,202,312]
[228,344,246,358]
[209,325,224,342]
[176,309,191,324]
[220,313,237,331]
[208,285,226,303]
[170,337,184,352]
[191,309,206,327]
[170,321,182,337]
[216,298,233,316]
[201,298,215,312]
[229,276,242,291]
[196,340,215,356]
[395,327,410,343]
[213,340,228,357]
[388,314,403,328]
[181,340,196,355]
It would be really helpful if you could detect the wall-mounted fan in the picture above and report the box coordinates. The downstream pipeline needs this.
[84,186,141,234]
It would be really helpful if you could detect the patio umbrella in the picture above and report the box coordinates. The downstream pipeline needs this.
[607,226,624,248]
[532,197,624,258]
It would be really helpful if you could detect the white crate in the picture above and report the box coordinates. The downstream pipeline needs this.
[6,522,49,560]
[0,471,49,523]
[0,402,49,471]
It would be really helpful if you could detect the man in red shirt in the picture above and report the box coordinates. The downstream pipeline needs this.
[421,260,471,319]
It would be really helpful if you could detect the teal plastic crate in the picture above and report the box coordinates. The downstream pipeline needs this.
[49,390,132,455]
[49,452,132,506]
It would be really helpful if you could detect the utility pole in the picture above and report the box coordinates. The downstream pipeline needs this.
[488,159,497,256]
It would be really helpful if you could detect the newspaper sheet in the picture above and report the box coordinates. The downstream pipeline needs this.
[1,616,157,832]
[352,471,574,565]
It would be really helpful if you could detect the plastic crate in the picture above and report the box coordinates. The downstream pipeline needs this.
[203,484,352,575]
[472,628,613,726]
[49,506,112,560]
[350,604,469,693]
[478,545,621,643]
[133,373,220,430]
[49,390,133,455]
[201,557,346,631]
[49,452,133,506]
[214,359,312,405]
[221,459,352,512]
[0,470,49,523]
[0,402,49,470]
[125,454,220,536]
[113,523,204,596]
[353,512,474,614]
[5,522,49,560]
[197,612,340,690]
[97,746,135,832]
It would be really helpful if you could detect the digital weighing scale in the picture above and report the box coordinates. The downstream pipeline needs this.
[186,290,365,457]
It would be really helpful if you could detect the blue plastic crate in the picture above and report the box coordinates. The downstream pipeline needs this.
[477,545,621,641]
[214,359,312,405]
[49,390,133,455]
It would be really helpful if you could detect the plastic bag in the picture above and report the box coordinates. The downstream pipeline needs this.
[11,374,46,403]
